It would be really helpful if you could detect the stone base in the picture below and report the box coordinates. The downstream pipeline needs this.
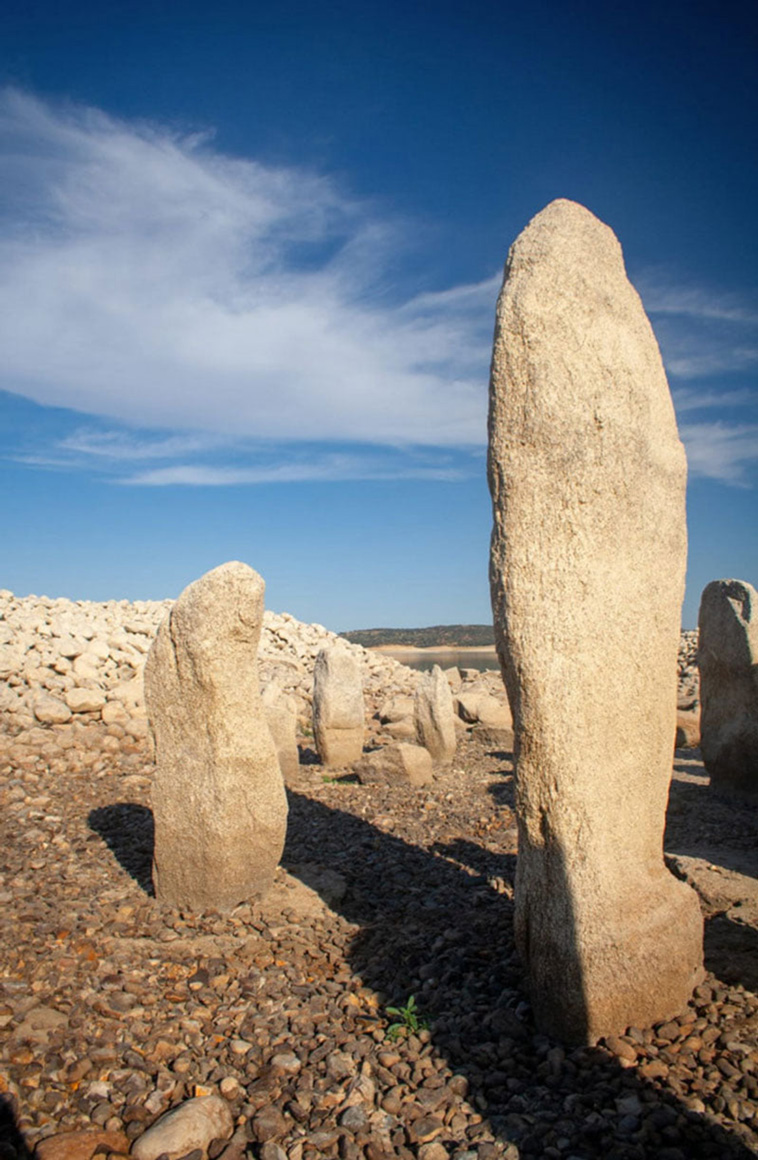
[518,872,704,1045]
[316,726,364,767]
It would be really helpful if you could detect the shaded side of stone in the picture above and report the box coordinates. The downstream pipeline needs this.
[414,665,456,766]
[698,578,758,799]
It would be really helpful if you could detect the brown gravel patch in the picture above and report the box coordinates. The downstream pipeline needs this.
[2,722,758,1160]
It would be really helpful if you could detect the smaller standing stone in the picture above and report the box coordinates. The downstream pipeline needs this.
[414,665,456,765]
[312,647,364,766]
[144,562,288,911]
[262,684,300,780]
[698,579,758,799]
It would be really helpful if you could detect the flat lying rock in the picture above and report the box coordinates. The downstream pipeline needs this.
[130,1095,233,1160]
[36,1130,130,1160]
[354,742,433,787]
[12,1005,68,1043]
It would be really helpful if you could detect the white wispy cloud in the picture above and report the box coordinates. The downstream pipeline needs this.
[636,273,758,325]
[123,456,467,487]
[672,386,756,413]
[0,88,494,448]
[0,89,756,489]
[680,423,758,487]
[637,270,758,382]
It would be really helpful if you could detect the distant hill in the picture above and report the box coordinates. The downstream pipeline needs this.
[340,624,496,648]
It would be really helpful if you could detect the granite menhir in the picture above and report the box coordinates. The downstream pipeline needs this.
[144,561,287,911]
[487,199,703,1043]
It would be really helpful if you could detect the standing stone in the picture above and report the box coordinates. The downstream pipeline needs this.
[144,562,287,911]
[414,665,457,766]
[698,579,758,798]
[488,199,703,1043]
[312,647,364,766]
[262,683,300,781]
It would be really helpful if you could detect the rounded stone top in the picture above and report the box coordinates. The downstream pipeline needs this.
[506,198,625,282]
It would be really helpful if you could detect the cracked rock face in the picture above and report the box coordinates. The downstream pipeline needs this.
[487,198,703,1043]
[144,561,288,911]
[698,578,758,800]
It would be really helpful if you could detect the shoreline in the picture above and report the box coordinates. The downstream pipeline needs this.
[370,643,498,655]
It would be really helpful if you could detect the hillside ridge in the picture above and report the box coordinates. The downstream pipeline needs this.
[340,624,496,648]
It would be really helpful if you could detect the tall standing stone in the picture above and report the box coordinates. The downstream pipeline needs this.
[488,199,703,1043]
[414,664,456,766]
[698,579,758,799]
[144,561,288,911]
[312,647,364,766]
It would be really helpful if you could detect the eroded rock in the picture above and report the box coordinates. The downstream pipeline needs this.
[144,562,288,911]
[487,198,703,1042]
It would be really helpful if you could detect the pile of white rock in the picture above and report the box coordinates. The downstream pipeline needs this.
[0,587,699,754]
[0,589,417,740]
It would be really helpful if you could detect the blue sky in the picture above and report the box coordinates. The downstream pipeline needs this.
[1,0,756,630]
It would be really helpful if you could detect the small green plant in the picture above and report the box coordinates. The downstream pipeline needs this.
[385,995,429,1040]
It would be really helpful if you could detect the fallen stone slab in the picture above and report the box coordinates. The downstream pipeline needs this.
[353,743,433,787]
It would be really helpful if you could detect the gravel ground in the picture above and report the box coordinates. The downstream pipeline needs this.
[3,722,758,1160]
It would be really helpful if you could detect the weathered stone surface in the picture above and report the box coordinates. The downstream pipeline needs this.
[414,665,456,765]
[36,1130,130,1160]
[698,578,758,798]
[130,1095,233,1160]
[12,1005,68,1043]
[354,742,433,787]
[454,691,512,730]
[143,561,288,911]
[33,695,72,725]
[312,647,364,767]
[262,684,300,780]
[65,688,106,714]
[487,198,703,1043]
[675,709,701,749]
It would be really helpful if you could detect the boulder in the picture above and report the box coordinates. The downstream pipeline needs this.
[144,561,288,911]
[454,691,512,730]
[487,198,703,1043]
[312,647,364,767]
[378,695,415,723]
[354,742,433,787]
[64,688,106,714]
[414,665,456,765]
[698,579,758,797]
[33,695,72,725]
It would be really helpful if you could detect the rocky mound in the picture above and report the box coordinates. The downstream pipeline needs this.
[0,590,420,759]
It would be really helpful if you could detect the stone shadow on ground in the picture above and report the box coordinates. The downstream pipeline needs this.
[665,777,758,880]
[0,1094,32,1160]
[82,786,755,1156]
[284,789,754,1159]
[704,913,758,993]
[88,803,155,895]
